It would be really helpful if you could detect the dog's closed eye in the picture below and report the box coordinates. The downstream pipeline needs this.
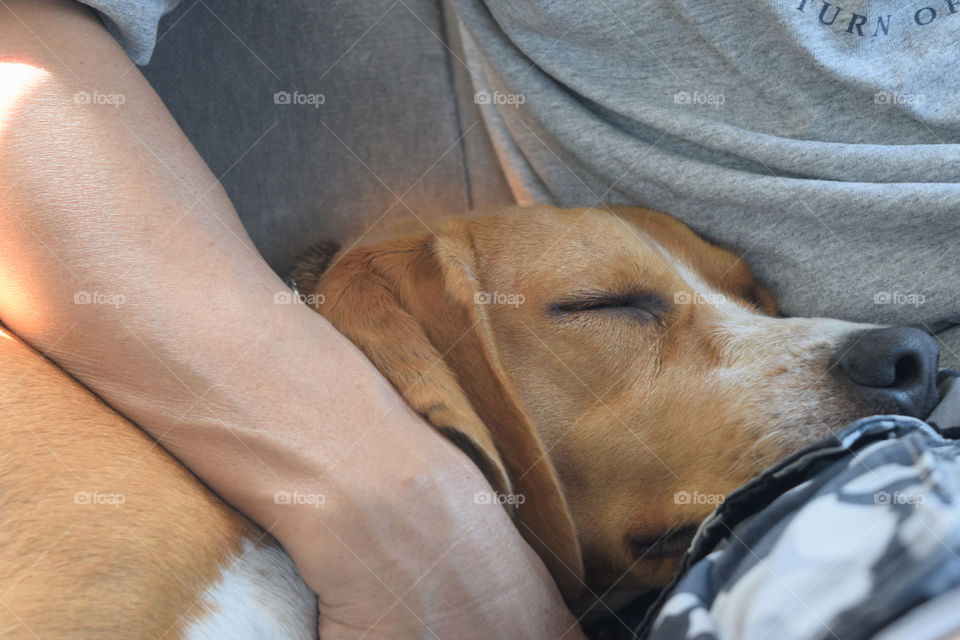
[549,290,666,324]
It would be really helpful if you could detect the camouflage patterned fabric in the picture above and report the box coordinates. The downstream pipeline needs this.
[637,410,960,640]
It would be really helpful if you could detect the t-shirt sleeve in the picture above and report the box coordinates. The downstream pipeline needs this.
[75,0,182,65]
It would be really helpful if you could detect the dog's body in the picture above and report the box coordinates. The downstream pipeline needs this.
[0,205,940,636]
[0,323,316,638]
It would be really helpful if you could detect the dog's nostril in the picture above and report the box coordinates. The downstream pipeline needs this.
[893,353,922,387]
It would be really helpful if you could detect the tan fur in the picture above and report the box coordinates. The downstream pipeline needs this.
[0,326,263,637]
[296,205,882,597]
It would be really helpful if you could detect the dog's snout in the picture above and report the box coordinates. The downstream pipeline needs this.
[835,327,940,418]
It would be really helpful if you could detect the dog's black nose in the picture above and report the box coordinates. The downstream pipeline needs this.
[835,327,940,418]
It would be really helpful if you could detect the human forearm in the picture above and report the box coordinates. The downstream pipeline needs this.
[0,0,451,560]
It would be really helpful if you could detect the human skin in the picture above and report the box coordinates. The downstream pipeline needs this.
[0,1,584,638]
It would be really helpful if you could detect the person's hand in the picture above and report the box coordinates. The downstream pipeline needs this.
[275,420,582,638]
[260,374,582,639]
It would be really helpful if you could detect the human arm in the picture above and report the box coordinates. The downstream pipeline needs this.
[0,1,583,637]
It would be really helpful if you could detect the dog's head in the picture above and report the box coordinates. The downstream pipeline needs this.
[293,205,940,602]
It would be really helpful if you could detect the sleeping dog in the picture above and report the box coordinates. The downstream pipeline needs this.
[291,204,940,600]
[0,205,939,637]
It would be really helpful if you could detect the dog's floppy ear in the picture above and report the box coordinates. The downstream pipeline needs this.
[297,223,585,601]
[293,233,512,499]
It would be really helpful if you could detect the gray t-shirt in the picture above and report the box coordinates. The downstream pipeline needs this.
[80,0,960,360]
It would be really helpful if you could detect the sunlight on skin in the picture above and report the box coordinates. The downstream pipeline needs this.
[0,62,49,335]
[0,61,48,127]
